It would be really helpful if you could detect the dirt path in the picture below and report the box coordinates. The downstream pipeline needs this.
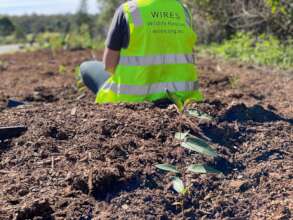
[0,50,292,219]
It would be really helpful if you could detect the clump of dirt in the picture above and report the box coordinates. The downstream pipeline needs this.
[24,86,59,102]
[199,121,244,149]
[91,166,131,200]
[71,166,128,200]
[45,126,71,140]
[207,76,231,87]
[15,199,53,220]
[220,103,285,123]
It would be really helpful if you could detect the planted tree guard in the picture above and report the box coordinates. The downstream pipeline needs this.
[0,126,27,141]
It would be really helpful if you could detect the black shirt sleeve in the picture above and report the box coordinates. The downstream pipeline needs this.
[105,5,130,51]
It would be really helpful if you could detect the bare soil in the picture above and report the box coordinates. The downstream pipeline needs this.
[0,49,292,220]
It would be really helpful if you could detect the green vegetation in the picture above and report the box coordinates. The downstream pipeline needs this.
[0,0,101,50]
[198,32,293,70]
[182,0,292,43]
[75,66,86,93]
[0,17,15,37]
[58,65,66,75]
[0,60,8,71]
[33,25,102,52]
[0,14,92,45]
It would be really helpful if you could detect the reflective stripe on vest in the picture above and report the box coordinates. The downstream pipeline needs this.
[119,54,194,66]
[128,1,143,26]
[102,81,199,96]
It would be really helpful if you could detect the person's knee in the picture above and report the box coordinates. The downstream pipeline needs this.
[79,61,92,78]
[80,60,103,78]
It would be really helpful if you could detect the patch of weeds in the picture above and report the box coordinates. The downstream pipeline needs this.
[58,65,66,75]
[198,32,293,70]
[0,60,8,71]
[74,66,86,93]
[228,75,240,89]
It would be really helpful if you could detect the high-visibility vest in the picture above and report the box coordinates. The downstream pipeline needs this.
[96,0,203,103]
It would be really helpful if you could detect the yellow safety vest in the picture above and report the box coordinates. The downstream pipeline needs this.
[96,0,203,103]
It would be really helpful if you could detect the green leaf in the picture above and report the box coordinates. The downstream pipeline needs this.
[175,131,189,141]
[166,89,184,113]
[187,164,222,174]
[74,66,81,79]
[187,109,213,121]
[183,98,194,108]
[172,177,185,194]
[155,164,180,173]
[181,135,217,157]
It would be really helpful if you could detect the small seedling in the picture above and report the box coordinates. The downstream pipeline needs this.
[74,66,86,93]
[154,167,190,219]
[155,92,221,219]
[166,89,193,139]
[156,162,221,219]
[166,89,185,113]
[172,177,190,219]
[166,89,213,135]
[58,65,66,75]
[229,75,240,89]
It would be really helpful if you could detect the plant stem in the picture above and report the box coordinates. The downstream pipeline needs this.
[179,112,183,139]
[181,199,185,220]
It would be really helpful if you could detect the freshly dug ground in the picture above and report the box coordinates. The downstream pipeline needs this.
[0,50,292,220]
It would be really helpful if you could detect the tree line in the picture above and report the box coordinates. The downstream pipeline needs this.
[97,0,292,43]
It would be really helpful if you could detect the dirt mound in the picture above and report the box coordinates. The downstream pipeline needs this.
[24,86,59,103]
[15,199,54,220]
[0,50,292,219]
[220,103,286,123]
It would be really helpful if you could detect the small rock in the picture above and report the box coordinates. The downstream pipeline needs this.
[122,204,129,210]
[229,180,251,192]
[71,107,77,116]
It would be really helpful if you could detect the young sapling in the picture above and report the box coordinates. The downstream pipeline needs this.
[155,91,222,218]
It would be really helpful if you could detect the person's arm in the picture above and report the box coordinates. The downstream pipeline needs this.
[103,5,129,74]
[103,47,120,74]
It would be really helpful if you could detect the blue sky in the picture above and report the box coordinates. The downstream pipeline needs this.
[0,0,99,15]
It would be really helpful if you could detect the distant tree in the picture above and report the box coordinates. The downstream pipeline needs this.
[182,0,292,43]
[96,0,125,36]
[76,0,92,26]
[79,0,89,14]
[0,17,15,36]
[14,26,26,40]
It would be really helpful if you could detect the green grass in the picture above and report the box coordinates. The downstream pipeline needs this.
[198,32,293,70]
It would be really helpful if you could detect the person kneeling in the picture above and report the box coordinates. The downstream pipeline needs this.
[80,0,203,104]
